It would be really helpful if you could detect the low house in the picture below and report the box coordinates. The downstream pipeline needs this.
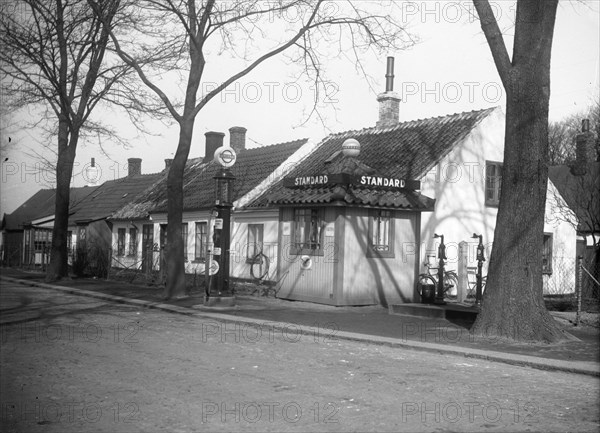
[109,127,310,280]
[1,158,162,271]
[1,186,99,266]
[64,158,163,271]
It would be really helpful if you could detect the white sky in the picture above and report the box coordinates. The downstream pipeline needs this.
[1,1,599,215]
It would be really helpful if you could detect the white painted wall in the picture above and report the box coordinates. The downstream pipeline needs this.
[419,107,505,275]
[419,106,578,295]
[231,209,280,281]
[544,180,577,294]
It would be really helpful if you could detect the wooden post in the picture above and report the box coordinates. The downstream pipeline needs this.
[106,249,112,280]
[457,241,468,303]
[576,255,583,327]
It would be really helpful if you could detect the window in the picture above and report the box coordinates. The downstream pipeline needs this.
[195,222,208,261]
[117,228,126,256]
[160,224,167,249]
[542,233,553,274]
[247,224,264,262]
[368,210,394,258]
[33,229,52,253]
[485,161,503,206]
[67,231,72,253]
[181,223,188,261]
[128,228,138,256]
[292,208,324,254]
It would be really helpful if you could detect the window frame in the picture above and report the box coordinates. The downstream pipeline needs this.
[291,207,325,256]
[117,228,126,256]
[181,223,188,262]
[246,224,264,263]
[194,222,208,262]
[367,209,395,258]
[485,160,503,207]
[542,232,553,275]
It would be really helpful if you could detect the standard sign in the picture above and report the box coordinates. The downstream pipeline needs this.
[283,173,419,191]
[291,175,329,187]
[358,175,405,188]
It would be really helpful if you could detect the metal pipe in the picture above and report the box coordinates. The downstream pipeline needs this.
[385,56,395,92]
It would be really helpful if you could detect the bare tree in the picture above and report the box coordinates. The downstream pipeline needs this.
[92,0,414,299]
[469,0,569,342]
[0,0,132,280]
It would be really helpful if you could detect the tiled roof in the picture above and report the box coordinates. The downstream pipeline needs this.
[2,186,100,231]
[268,186,435,210]
[69,173,162,224]
[111,139,307,219]
[549,162,600,233]
[249,107,497,208]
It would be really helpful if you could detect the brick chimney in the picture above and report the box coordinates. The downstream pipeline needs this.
[571,119,596,176]
[205,131,225,161]
[127,158,142,177]
[376,57,401,129]
[229,126,247,153]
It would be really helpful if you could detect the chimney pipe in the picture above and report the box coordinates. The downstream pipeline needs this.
[385,56,395,92]
[128,158,142,177]
[376,56,400,128]
[205,131,225,161]
[229,126,247,154]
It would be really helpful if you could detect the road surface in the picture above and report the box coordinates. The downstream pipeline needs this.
[1,280,598,432]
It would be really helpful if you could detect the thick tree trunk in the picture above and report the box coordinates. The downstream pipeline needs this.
[471,0,566,342]
[46,121,77,282]
[163,119,195,299]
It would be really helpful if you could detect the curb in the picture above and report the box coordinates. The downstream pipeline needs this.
[2,276,599,377]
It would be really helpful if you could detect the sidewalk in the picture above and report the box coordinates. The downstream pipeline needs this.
[1,268,599,377]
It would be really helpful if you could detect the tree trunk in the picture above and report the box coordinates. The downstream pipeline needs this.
[163,118,195,299]
[471,0,567,342]
[46,120,77,282]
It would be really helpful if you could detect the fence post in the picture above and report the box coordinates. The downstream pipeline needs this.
[106,249,112,280]
[457,241,468,303]
[576,255,583,327]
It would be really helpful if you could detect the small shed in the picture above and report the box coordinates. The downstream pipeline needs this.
[269,142,435,306]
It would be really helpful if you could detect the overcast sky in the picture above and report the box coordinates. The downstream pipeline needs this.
[1,1,599,215]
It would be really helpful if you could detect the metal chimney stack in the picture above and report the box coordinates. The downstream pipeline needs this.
[385,57,395,92]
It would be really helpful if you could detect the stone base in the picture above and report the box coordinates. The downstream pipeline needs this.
[203,296,236,307]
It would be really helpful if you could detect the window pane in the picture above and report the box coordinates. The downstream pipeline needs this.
[181,223,188,259]
[247,224,264,259]
[117,228,126,256]
[129,228,137,256]
[195,222,207,260]
[293,208,322,250]
[371,210,391,252]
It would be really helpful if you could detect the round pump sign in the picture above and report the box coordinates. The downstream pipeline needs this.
[214,146,237,168]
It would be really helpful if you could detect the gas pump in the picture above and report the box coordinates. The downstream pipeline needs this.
[471,233,485,307]
[433,233,446,305]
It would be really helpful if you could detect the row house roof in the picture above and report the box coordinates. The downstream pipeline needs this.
[2,185,100,231]
[111,138,307,220]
